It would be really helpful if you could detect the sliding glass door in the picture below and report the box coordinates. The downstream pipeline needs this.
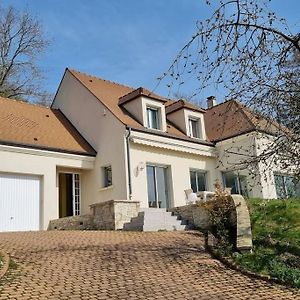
[223,171,248,197]
[146,165,169,208]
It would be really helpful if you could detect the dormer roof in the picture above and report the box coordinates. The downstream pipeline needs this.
[118,87,168,105]
[166,99,206,114]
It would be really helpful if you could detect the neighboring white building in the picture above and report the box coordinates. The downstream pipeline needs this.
[0,68,299,232]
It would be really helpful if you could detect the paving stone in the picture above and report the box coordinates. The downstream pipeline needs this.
[0,231,299,299]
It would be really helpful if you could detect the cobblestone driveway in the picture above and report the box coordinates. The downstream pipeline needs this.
[0,231,299,299]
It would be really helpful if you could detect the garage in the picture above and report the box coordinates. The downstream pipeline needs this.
[0,173,41,232]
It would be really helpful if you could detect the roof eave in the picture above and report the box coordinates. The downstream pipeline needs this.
[0,140,97,157]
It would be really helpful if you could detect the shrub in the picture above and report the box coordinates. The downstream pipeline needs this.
[201,182,236,255]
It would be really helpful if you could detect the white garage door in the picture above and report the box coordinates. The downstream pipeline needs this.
[0,173,41,232]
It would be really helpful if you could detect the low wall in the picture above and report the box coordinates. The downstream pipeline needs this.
[91,200,140,230]
[170,195,252,251]
[230,195,253,251]
[48,215,94,230]
[169,203,210,230]
[48,200,140,231]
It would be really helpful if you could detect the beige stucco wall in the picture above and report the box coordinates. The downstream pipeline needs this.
[129,136,220,208]
[254,132,298,199]
[167,109,186,134]
[215,131,295,199]
[216,132,265,198]
[52,71,129,212]
[123,97,144,125]
[0,144,94,229]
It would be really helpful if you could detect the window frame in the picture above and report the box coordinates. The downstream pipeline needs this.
[146,106,161,130]
[189,169,207,193]
[188,117,201,139]
[72,173,81,216]
[222,171,248,197]
[103,165,112,188]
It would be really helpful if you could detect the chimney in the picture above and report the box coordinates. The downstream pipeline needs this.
[207,96,217,109]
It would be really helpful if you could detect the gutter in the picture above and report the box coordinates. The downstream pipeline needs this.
[126,126,132,199]
[0,140,96,157]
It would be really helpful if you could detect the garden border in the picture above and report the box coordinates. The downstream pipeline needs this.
[204,232,297,289]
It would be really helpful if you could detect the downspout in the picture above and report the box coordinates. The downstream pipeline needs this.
[126,126,133,200]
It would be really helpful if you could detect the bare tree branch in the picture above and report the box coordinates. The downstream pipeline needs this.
[0,5,51,105]
[160,0,300,179]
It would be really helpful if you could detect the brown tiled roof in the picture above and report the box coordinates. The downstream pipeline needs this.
[0,96,96,156]
[166,99,206,114]
[68,69,280,145]
[204,100,282,142]
[68,69,213,144]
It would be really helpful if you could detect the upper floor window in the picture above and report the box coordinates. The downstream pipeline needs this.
[147,107,160,130]
[188,118,200,138]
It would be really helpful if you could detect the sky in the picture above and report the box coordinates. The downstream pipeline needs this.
[3,0,300,105]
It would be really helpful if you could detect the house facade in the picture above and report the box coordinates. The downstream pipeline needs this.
[0,68,299,232]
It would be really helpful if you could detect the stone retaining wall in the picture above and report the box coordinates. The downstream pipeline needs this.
[48,200,140,231]
[91,200,140,230]
[170,195,252,251]
[48,215,94,230]
[230,195,253,251]
[169,203,210,230]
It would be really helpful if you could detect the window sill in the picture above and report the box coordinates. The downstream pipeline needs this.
[189,135,202,140]
[146,127,163,132]
[98,185,114,192]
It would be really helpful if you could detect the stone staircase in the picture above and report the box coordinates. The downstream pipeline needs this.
[123,208,188,232]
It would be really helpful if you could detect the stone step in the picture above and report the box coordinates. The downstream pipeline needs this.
[123,222,143,231]
[123,208,188,232]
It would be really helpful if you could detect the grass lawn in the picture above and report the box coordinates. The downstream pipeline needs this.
[234,198,300,288]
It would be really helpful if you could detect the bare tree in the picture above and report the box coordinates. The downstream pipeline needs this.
[160,0,300,179]
[0,5,50,104]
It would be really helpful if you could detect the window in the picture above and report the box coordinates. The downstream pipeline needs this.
[188,118,200,138]
[103,166,112,187]
[274,174,300,199]
[73,174,80,216]
[223,171,248,197]
[147,107,160,130]
[190,170,207,193]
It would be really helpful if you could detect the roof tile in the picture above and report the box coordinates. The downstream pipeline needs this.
[68,69,208,142]
[0,96,96,156]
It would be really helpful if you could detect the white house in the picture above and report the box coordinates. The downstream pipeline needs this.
[0,68,299,232]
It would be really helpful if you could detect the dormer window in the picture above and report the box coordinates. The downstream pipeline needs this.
[188,118,201,138]
[166,99,206,140]
[147,107,160,130]
[118,87,167,132]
